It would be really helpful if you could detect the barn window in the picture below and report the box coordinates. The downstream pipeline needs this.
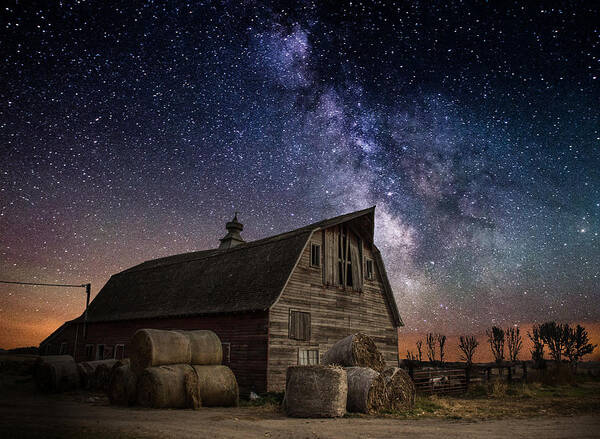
[114,344,125,360]
[221,342,231,365]
[298,349,319,365]
[366,259,374,280]
[96,344,105,360]
[288,310,311,341]
[59,342,68,355]
[310,243,321,267]
[85,344,94,360]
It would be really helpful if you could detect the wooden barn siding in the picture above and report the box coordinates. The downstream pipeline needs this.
[63,312,269,395]
[267,229,399,392]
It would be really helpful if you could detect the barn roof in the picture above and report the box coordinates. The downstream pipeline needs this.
[80,207,402,326]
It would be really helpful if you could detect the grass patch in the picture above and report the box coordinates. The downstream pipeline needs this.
[380,380,600,421]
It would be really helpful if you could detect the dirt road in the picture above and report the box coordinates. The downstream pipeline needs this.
[1,388,599,439]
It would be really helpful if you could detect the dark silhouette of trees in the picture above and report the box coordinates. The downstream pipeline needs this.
[539,321,567,362]
[458,335,479,366]
[437,333,447,365]
[528,324,545,368]
[506,327,523,362]
[416,340,423,362]
[426,333,436,363]
[564,324,597,368]
[486,326,505,363]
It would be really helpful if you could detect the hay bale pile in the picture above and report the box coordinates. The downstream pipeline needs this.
[284,334,416,417]
[34,355,80,393]
[129,329,192,376]
[103,329,238,409]
[284,365,347,418]
[136,364,200,409]
[322,333,385,372]
[192,365,238,407]
[381,367,415,411]
[345,366,387,413]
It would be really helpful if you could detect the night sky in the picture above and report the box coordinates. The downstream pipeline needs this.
[1,1,599,348]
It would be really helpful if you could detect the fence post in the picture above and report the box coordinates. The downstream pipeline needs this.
[522,361,528,384]
[486,367,491,383]
[507,363,512,383]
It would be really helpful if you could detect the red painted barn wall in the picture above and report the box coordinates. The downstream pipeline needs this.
[46,311,269,395]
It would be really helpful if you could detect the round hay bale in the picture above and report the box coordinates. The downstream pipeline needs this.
[192,365,238,407]
[322,333,385,372]
[34,355,80,393]
[94,360,118,392]
[381,367,415,411]
[108,363,137,406]
[136,364,200,409]
[129,329,192,376]
[345,367,387,413]
[77,360,118,390]
[284,365,347,418]
[182,330,222,365]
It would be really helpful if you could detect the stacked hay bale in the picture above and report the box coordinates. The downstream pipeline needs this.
[110,328,238,409]
[34,355,80,393]
[309,333,416,415]
[284,365,347,418]
[322,333,385,372]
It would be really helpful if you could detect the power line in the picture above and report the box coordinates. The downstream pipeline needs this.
[0,280,88,288]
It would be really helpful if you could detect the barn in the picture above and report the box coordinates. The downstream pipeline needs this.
[40,207,403,394]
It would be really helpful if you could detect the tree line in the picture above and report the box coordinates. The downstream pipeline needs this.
[406,321,596,369]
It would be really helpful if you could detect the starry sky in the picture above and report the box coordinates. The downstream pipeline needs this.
[1,1,599,349]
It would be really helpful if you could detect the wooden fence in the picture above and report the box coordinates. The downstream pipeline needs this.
[409,368,467,395]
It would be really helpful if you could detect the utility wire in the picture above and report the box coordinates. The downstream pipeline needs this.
[0,280,89,288]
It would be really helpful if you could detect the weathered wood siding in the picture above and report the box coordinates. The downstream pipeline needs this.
[267,227,399,392]
[47,311,269,395]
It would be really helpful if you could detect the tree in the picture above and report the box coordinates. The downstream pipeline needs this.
[406,350,417,362]
[416,340,423,362]
[528,324,545,368]
[539,321,567,362]
[458,335,479,366]
[506,326,523,362]
[486,326,505,363]
[437,333,447,365]
[426,333,436,363]
[564,324,597,368]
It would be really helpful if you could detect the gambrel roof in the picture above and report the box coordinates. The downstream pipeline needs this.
[79,207,402,326]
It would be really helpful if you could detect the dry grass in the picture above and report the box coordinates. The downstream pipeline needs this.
[374,379,600,420]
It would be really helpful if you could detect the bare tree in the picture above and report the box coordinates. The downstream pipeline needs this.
[458,335,479,366]
[426,333,436,363]
[437,333,447,365]
[528,324,545,368]
[406,350,417,362]
[539,321,566,362]
[486,326,505,363]
[506,326,523,362]
[564,324,597,369]
[416,340,423,363]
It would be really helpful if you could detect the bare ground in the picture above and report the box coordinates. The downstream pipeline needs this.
[1,381,599,439]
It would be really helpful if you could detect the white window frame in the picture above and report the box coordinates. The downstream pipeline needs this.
[298,348,319,365]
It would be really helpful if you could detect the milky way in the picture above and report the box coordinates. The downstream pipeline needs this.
[1,1,599,347]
